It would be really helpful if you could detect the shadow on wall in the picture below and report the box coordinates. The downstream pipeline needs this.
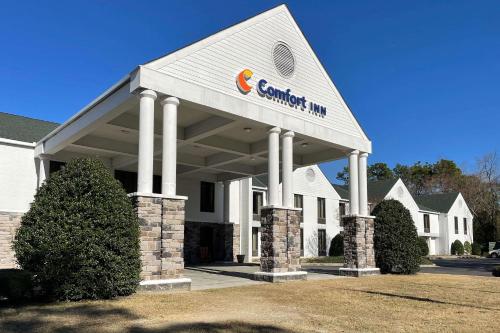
[0,302,298,333]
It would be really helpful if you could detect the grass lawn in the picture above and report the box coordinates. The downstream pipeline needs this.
[0,274,499,332]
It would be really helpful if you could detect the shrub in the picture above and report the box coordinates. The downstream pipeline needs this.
[463,241,472,254]
[471,242,482,255]
[372,199,420,274]
[0,269,34,303]
[14,158,141,301]
[329,233,343,256]
[417,237,429,257]
[493,266,500,277]
[451,240,464,255]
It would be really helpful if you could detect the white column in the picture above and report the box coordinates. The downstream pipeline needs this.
[137,89,157,193]
[267,127,281,207]
[348,150,360,215]
[281,131,294,208]
[223,180,231,222]
[358,152,369,216]
[37,155,50,188]
[160,96,179,196]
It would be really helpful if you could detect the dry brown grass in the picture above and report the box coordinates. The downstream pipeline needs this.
[1,273,499,333]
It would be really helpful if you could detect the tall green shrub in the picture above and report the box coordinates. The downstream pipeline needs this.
[417,237,429,257]
[451,240,464,255]
[372,199,420,274]
[14,158,141,301]
[471,242,482,255]
[328,233,343,256]
[463,241,472,254]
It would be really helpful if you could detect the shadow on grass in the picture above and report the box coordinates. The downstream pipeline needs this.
[128,321,297,333]
[405,281,500,294]
[0,303,141,333]
[185,266,256,280]
[345,289,500,311]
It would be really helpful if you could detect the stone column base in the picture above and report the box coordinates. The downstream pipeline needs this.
[139,277,191,292]
[339,267,380,277]
[253,271,307,282]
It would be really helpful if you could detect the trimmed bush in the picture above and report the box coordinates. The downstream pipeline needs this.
[417,237,429,257]
[493,266,500,277]
[14,158,141,301]
[329,233,343,257]
[471,242,482,255]
[463,241,472,255]
[451,240,464,255]
[372,199,420,274]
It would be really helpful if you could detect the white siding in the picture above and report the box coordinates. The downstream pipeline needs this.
[444,194,474,254]
[177,178,224,223]
[150,8,367,141]
[0,142,37,212]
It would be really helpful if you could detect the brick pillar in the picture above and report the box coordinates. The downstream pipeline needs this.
[255,207,306,282]
[224,223,240,262]
[161,198,185,278]
[340,215,379,277]
[132,194,190,290]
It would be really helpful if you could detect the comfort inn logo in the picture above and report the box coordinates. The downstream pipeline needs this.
[235,68,327,117]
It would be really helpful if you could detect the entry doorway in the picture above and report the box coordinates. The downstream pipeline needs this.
[200,226,214,263]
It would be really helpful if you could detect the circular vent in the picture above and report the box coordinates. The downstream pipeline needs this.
[306,168,316,182]
[272,42,295,78]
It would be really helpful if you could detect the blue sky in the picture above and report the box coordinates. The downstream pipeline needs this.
[1,1,498,182]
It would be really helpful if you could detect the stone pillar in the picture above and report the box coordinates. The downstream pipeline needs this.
[281,131,294,208]
[348,150,360,215]
[267,127,281,207]
[161,96,179,196]
[254,207,307,282]
[224,223,240,262]
[359,152,369,216]
[137,90,157,193]
[160,198,185,278]
[339,215,379,277]
[131,194,191,291]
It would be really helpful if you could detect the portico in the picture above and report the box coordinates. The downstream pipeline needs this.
[32,4,378,288]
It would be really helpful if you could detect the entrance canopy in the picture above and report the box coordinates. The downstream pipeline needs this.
[34,5,372,202]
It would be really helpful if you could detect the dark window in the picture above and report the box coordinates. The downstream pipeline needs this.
[200,181,215,212]
[317,197,326,224]
[49,160,66,174]
[300,228,304,256]
[339,202,346,227]
[318,229,327,256]
[252,227,259,257]
[423,214,430,233]
[114,170,161,194]
[253,191,263,220]
[454,216,459,234]
[463,218,467,235]
[294,194,303,222]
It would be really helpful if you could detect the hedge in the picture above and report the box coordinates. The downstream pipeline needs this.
[451,240,464,255]
[14,158,141,301]
[329,234,343,257]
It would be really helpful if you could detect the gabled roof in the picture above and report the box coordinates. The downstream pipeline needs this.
[414,192,460,214]
[332,178,399,202]
[0,112,59,143]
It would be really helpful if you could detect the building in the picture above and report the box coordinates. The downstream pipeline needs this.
[0,5,379,287]
[333,179,474,255]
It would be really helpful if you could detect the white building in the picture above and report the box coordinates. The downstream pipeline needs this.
[0,5,380,284]
[333,178,474,255]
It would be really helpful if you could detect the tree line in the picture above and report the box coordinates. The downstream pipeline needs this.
[336,152,499,243]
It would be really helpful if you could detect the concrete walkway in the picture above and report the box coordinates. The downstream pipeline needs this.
[184,263,343,291]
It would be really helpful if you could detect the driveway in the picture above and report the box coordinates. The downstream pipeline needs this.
[303,258,500,277]
[184,263,343,290]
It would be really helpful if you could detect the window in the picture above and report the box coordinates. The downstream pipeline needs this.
[294,194,303,222]
[463,218,467,235]
[454,216,459,234]
[317,197,326,224]
[339,202,346,227]
[300,228,304,257]
[423,214,430,233]
[252,227,259,257]
[200,181,215,212]
[318,229,327,256]
[114,170,161,194]
[252,191,264,220]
